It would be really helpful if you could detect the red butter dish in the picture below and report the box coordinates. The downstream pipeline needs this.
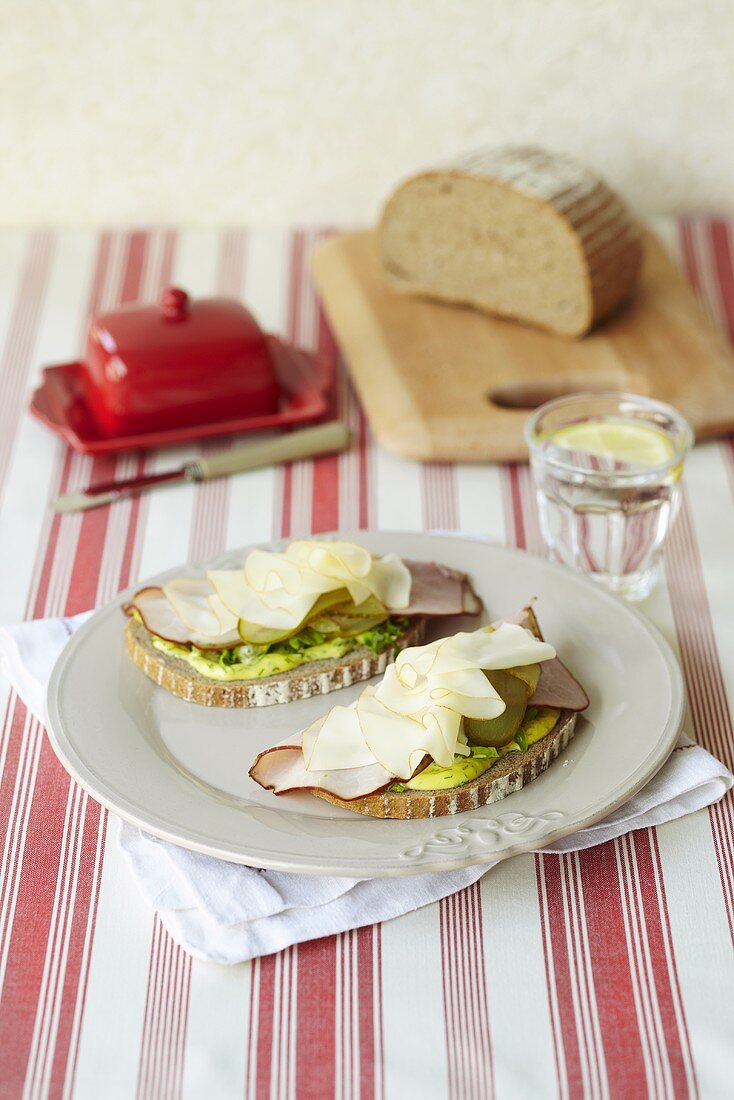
[30,286,333,455]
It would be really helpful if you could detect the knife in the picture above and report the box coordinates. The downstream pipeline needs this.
[54,421,351,514]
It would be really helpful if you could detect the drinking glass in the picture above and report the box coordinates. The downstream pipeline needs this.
[524,393,694,601]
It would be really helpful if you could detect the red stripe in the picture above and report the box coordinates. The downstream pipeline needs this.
[254,955,276,1100]
[120,231,147,304]
[359,408,373,530]
[311,448,340,533]
[375,925,385,1100]
[707,220,734,341]
[311,230,340,535]
[244,956,258,1099]
[188,229,248,562]
[505,466,527,551]
[356,926,377,1100]
[291,937,336,1098]
[275,231,307,542]
[679,219,703,299]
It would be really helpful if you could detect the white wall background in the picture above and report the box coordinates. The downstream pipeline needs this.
[1,0,732,226]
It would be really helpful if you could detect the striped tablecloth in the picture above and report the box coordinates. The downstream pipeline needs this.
[0,221,732,1100]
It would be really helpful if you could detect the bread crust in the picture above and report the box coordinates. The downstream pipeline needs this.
[125,615,428,708]
[312,710,577,818]
[380,146,642,337]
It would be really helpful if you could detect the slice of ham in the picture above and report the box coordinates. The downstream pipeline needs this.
[530,658,589,712]
[125,587,240,650]
[125,587,190,644]
[249,731,393,801]
[461,579,483,615]
[496,605,589,712]
[401,560,482,617]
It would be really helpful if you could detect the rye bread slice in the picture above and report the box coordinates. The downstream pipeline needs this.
[125,615,428,708]
[312,710,577,818]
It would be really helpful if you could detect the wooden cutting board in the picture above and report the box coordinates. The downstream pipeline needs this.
[312,230,734,462]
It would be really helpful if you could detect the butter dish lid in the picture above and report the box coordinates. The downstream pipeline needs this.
[79,286,280,438]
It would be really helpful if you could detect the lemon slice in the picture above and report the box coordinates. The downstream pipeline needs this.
[549,419,676,468]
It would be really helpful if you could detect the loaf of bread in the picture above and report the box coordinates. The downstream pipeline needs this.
[379,147,642,337]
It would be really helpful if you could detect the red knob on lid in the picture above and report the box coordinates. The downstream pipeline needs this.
[160,286,190,320]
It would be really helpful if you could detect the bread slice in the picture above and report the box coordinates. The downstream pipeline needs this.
[379,146,642,337]
[313,710,577,818]
[125,615,428,708]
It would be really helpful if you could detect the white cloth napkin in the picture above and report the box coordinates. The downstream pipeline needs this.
[2,612,732,965]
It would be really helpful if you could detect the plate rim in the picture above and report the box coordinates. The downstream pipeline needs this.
[44,532,686,876]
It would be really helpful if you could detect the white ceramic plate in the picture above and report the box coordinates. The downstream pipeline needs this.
[45,533,684,877]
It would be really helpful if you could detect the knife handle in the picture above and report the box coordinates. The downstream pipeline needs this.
[196,421,351,480]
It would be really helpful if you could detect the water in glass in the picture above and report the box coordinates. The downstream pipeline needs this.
[526,396,693,602]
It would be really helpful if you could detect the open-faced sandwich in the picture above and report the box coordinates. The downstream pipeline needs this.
[124,540,481,707]
[249,606,589,817]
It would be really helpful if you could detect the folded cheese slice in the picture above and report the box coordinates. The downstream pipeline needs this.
[209,541,412,629]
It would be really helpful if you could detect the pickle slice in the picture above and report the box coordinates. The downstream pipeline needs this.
[310,594,389,638]
[237,587,351,644]
[463,668,529,748]
[506,662,540,695]
[326,594,389,637]
[308,612,388,638]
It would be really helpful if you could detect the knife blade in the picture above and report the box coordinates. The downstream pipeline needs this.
[54,421,351,514]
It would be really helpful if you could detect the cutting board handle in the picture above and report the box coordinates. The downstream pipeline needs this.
[488,371,635,412]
